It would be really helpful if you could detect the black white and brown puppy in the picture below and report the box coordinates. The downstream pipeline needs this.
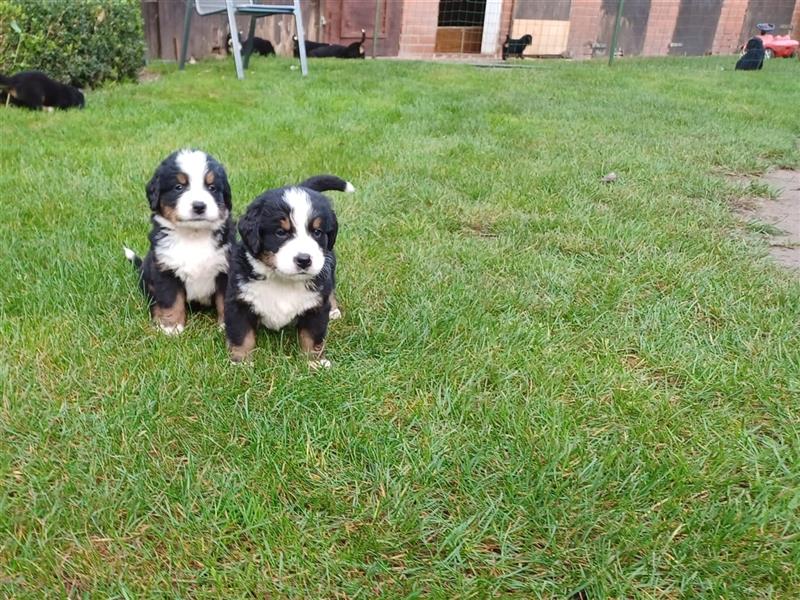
[226,31,275,56]
[736,37,765,71]
[0,70,84,110]
[502,34,532,60]
[308,30,366,59]
[292,36,332,58]
[294,30,366,59]
[124,149,233,334]
[225,175,354,366]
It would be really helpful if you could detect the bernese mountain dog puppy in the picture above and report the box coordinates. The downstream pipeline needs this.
[502,34,532,60]
[292,36,331,58]
[0,70,84,110]
[308,30,366,59]
[736,37,765,71]
[226,32,276,57]
[124,149,233,335]
[225,175,354,366]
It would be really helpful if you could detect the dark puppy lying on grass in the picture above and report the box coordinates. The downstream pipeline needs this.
[226,32,275,56]
[0,70,84,110]
[736,37,765,70]
[294,30,366,59]
[502,34,532,60]
[293,36,331,58]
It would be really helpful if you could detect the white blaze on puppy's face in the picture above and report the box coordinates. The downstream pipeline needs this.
[174,150,221,227]
[273,187,325,279]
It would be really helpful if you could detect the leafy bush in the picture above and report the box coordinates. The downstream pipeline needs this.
[0,0,145,88]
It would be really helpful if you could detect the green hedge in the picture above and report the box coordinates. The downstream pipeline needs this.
[0,0,145,88]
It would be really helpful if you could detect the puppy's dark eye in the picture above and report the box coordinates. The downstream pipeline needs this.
[275,229,288,238]
[311,229,323,238]
[208,184,216,192]
[174,184,184,192]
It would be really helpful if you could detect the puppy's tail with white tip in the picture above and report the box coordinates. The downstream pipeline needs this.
[299,175,355,194]
[123,246,143,271]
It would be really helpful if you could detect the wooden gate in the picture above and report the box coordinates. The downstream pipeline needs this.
[323,0,403,56]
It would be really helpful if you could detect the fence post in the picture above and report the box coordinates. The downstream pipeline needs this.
[372,0,381,58]
[608,0,625,66]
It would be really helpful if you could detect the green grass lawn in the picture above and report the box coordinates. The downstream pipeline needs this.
[2,55,800,597]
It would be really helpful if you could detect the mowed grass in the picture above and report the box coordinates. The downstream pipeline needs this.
[1,55,800,597]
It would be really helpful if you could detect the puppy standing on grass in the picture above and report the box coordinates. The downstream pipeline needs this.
[502,34,532,60]
[225,175,354,366]
[124,149,233,334]
[226,32,276,56]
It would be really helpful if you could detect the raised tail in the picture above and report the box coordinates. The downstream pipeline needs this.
[123,246,143,271]
[299,175,355,193]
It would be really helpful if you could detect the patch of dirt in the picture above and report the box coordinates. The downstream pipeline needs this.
[137,68,161,84]
[736,169,800,270]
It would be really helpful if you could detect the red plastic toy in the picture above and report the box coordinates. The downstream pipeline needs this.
[754,23,799,58]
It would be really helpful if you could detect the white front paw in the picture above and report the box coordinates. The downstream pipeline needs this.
[159,323,185,335]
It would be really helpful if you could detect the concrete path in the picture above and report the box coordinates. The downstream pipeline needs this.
[752,170,800,270]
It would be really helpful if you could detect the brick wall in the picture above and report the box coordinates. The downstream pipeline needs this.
[642,0,680,55]
[497,0,515,57]
[398,0,440,57]
[566,0,604,59]
[711,0,748,54]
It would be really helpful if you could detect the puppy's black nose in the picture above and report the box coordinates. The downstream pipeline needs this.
[192,201,206,215]
[294,253,312,270]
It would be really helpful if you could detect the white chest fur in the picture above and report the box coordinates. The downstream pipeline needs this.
[238,276,322,330]
[155,228,228,304]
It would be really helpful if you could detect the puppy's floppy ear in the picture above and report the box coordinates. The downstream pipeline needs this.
[238,207,262,256]
[216,166,232,210]
[222,177,232,211]
[146,170,160,211]
[327,211,338,251]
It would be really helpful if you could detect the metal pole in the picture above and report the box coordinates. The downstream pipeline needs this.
[372,0,381,59]
[608,0,624,66]
[179,0,193,69]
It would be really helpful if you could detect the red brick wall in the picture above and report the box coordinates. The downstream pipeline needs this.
[566,0,603,59]
[398,0,440,57]
[711,0,748,54]
[642,0,680,56]
[496,0,515,57]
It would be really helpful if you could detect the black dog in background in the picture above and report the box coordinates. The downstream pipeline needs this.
[294,30,366,59]
[226,32,275,56]
[293,36,330,57]
[736,37,765,70]
[502,34,532,60]
[0,70,84,110]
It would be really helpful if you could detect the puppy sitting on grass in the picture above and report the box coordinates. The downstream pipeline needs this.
[225,175,353,367]
[124,149,233,334]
